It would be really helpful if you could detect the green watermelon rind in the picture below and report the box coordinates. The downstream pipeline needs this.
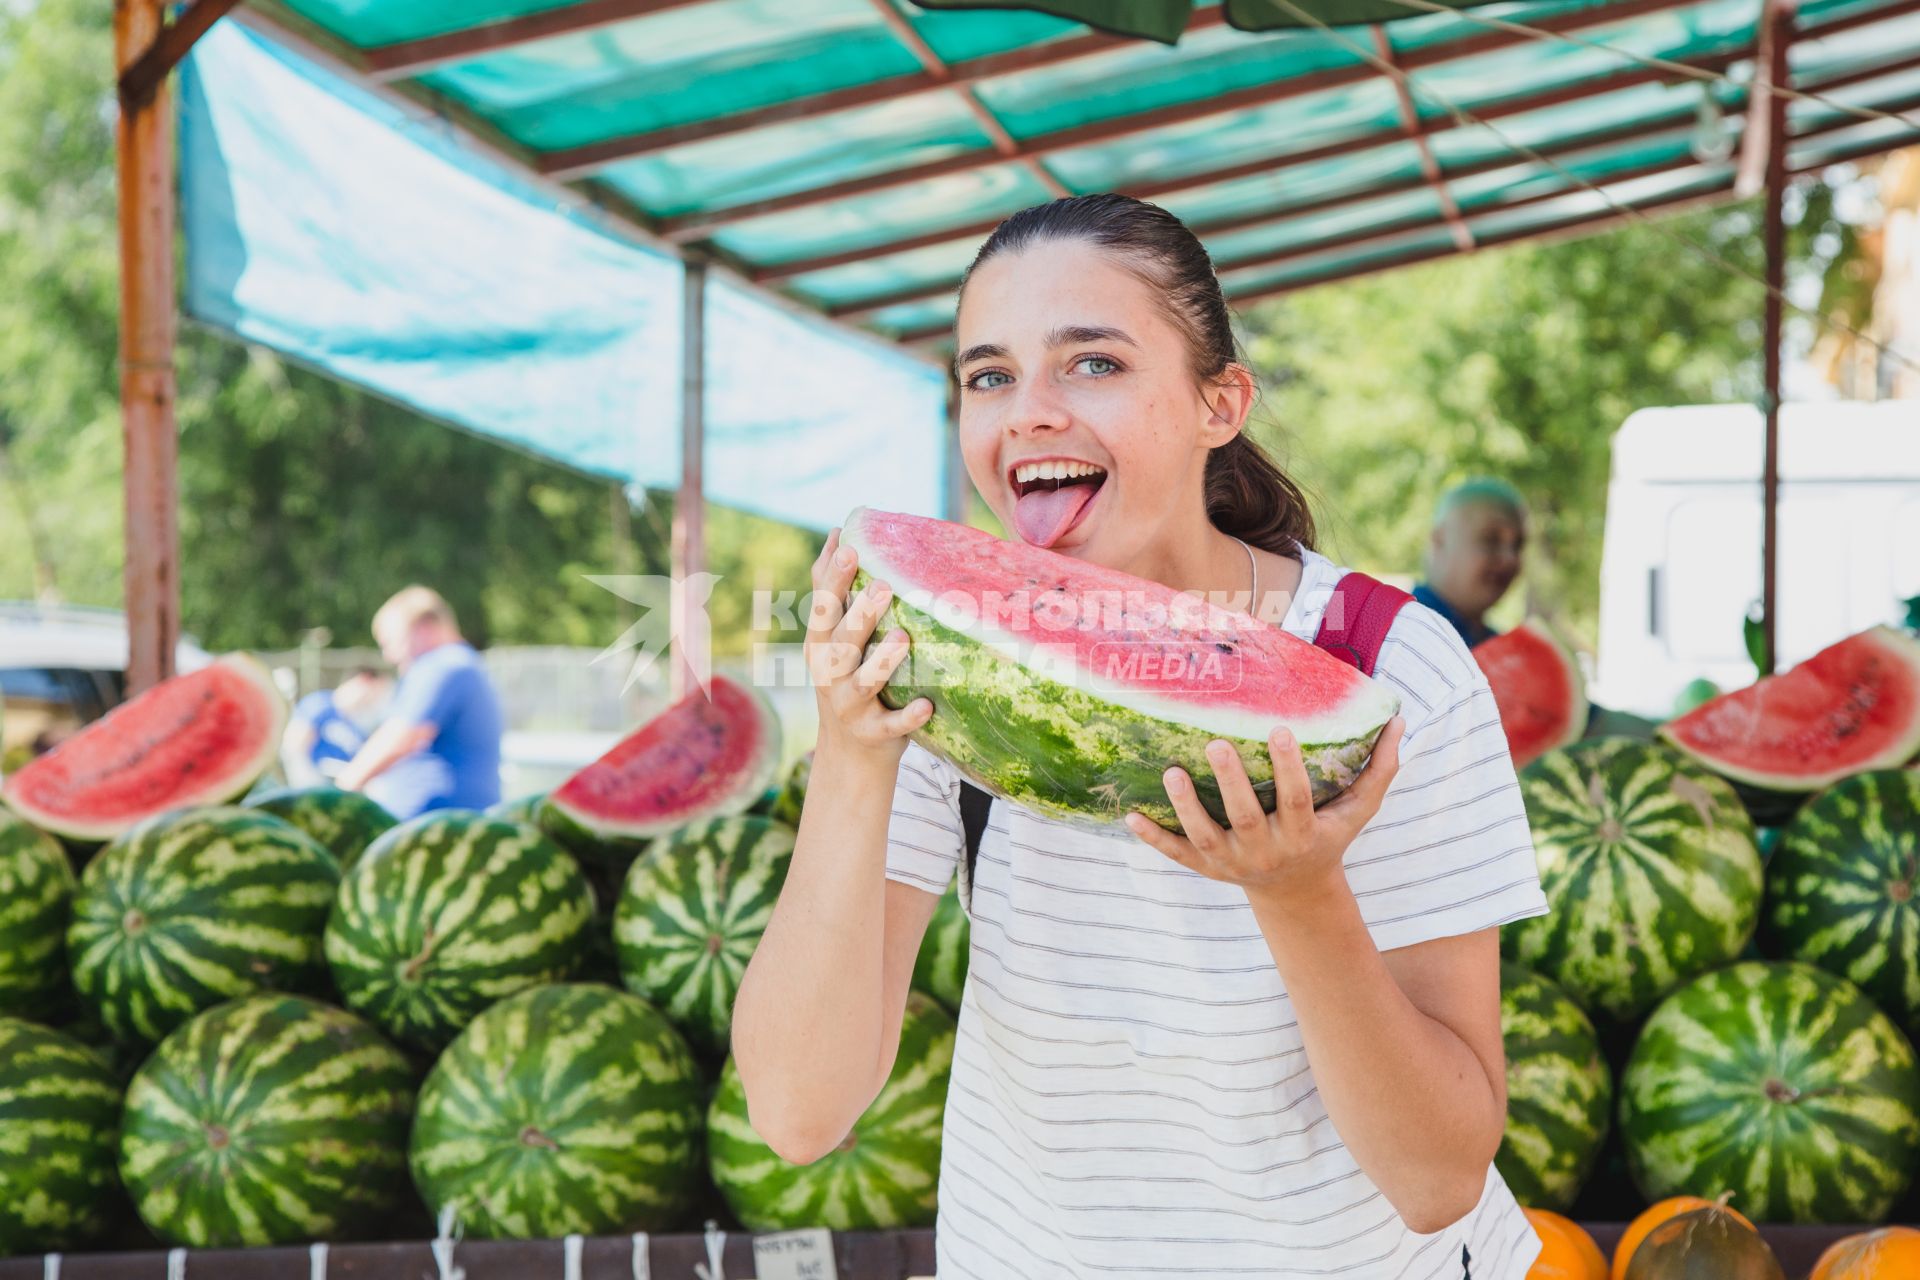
[325,812,596,1054]
[1502,739,1763,1024]
[1495,961,1612,1212]
[1619,960,1920,1224]
[612,816,794,1061]
[1,653,288,843]
[1763,769,1920,1033]
[0,813,76,1022]
[708,991,954,1231]
[68,807,343,1045]
[911,884,969,1013]
[0,1019,122,1254]
[246,786,398,876]
[118,993,414,1248]
[410,983,707,1240]
[1659,625,1920,794]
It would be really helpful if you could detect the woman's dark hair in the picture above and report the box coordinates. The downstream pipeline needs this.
[958,193,1316,556]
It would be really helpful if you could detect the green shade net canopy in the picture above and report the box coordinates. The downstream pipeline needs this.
[236,0,1920,349]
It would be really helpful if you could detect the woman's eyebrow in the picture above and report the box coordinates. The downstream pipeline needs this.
[956,342,1008,369]
[1047,324,1136,348]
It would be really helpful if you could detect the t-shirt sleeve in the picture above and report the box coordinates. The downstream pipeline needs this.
[389,658,470,730]
[884,743,964,897]
[1343,608,1550,953]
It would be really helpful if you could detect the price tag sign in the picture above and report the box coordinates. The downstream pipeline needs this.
[751,1228,838,1280]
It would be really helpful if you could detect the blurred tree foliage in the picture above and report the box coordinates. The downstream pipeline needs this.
[0,0,1882,661]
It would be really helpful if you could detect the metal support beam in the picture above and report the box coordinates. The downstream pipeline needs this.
[672,260,708,700]
[650,0,1688,239]
[364,0,712,80]
[1373,25,1473,252]
[866,0,1070,199]
[1760,0,1795,674]
[117,0,181,694]
[536,10,1224,181]
[119,0,245,108]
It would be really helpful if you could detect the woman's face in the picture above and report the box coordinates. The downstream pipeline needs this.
[954,239,1246,574]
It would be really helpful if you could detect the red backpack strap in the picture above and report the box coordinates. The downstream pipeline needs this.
[1313,571,1413,677]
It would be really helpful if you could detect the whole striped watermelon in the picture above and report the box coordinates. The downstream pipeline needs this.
[1620,961,1920,1223]
[410,983,706,1238]
[119,993,413,1246]
[326,812,595,1053]
[0,813,75,1021]
[614,815,794,1060]
[247,786,396,874]
[68,807,341,1044]
[770,752,812,828]
[709,991,954,1230]
[1497,962,1611,1212]
[1763,770,1920,1032]
[0,1019,122,1253]
[911,884,969,1012]
[844,507,1399,834]
[1503,739,1763,1023]
[485,791,547,829]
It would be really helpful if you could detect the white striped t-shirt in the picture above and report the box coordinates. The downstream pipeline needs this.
[884,547,1551,1279]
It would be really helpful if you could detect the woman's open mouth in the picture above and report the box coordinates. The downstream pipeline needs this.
[1009,458,1108,549]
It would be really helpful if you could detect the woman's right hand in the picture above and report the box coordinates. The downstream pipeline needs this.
[806,529,933,768]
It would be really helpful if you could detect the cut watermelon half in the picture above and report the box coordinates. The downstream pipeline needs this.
[1660,625,1920,793]
[1,654,286,843]
[841,507,1399,831]
[544,673,781,842]
[1474,620,1586,770]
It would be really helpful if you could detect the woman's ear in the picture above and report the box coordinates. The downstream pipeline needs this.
[1200,364,1257,447]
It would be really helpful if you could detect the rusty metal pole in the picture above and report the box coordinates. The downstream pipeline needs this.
[116,0,181,694]
[671,259,707,700]
[1760,0,1793,675]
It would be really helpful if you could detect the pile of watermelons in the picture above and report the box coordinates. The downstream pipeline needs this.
[1491,623,1920,1268]
[0,656,967,1254]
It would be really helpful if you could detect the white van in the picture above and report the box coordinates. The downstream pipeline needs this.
[1592,402,1920,717]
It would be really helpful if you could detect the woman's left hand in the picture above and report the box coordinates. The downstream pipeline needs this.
[1126,718,1405,899]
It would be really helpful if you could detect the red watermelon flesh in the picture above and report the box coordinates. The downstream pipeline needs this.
[1,654,286,842]
[1474,620,1585,769]
[1661,625,1920,792]
[546,673,781,840]
[846,506,1389,746]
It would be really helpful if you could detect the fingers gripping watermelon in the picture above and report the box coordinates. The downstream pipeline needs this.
[842,508,1398,833]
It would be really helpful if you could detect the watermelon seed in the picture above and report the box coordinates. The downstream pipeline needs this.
[519,1125,560,1150]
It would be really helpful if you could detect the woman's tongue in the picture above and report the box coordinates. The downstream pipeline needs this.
[1014,480,1099,549]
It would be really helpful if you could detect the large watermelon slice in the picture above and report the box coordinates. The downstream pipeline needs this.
[1475,620,1586,769]
[543,672,781,854]
[1,654,286,843]
[1661,625,1920,794]
[841,508,1399,832]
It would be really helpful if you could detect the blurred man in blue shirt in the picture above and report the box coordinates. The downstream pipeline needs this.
[1412,477,1528,650]
[338,586,502,817]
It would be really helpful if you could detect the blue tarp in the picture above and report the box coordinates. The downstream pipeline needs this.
[179,21,949,530]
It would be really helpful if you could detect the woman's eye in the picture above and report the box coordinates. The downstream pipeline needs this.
[966,370,1011,391]
[1076,356,1117,376]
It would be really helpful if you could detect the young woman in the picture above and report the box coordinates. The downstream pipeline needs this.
[732,194,1550,1278]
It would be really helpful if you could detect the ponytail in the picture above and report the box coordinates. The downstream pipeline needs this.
[1204,434,1316,556]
